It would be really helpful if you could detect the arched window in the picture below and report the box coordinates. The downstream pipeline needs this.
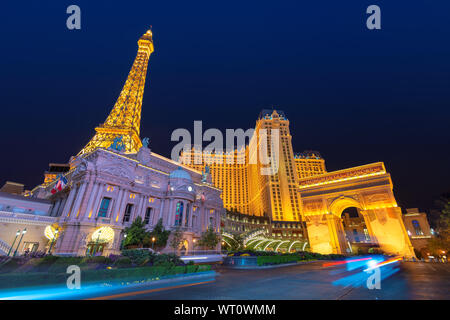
[175,201,184,226]
[412,220,423,236]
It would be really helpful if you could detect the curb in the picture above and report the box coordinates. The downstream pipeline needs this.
[223,260,317,270]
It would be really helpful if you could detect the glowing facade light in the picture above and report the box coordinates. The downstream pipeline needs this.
[44,225,59,240]
[91,227,115,243]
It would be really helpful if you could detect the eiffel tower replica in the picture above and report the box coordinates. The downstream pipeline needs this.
[78,29,154,156]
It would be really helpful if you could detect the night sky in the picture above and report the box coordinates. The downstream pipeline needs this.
[0,1,449,212]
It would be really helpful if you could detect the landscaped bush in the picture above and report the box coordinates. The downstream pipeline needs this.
[257,255,303,266]
[81,256,112,265]
[121,249,155,265]
[226,250,347,266]
[113,257,132,267]
[153,253,184,267]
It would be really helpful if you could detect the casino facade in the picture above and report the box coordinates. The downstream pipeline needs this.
[0,29,415,258]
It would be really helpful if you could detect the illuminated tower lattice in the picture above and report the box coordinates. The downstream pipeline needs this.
[78,29,154,156]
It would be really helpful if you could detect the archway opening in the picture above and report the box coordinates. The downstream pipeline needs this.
[340,207,374,254]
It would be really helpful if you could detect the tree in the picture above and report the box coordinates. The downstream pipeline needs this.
[169,226,184,254]
[123,217,149,248]
[229,232,244,251]
[147,218,171,250]
[198,227,220,250]
[425,197,450,256]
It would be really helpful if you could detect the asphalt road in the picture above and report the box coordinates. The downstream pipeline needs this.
[111,261,449,300]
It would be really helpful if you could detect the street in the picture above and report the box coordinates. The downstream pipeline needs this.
[106,261,450,300]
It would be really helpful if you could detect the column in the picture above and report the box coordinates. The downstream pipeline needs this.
[188,205,194,228]
[111,187,125,222]
[158,198,165,220]
[71,182,88,219]
[83,182,100,220]
[61,185,78,219]
[166,199,174,227]
[116,189,129,223]
[90,183,106,220]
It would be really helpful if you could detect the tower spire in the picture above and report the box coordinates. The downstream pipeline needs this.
[78,29,154,156]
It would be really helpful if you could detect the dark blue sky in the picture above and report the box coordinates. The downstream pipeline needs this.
[0,1,449,211]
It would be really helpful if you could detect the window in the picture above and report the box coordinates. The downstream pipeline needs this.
[144,207,152,225]
[98,197,111,217]
[364,228,370,241]
[174,201,184,226]
[123,204,133,223]
[353,229,360,243]
[412,220,423,236]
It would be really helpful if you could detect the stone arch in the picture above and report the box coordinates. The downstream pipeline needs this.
[328,196,363,217]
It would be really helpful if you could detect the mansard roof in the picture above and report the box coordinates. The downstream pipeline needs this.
[258,109,288,120]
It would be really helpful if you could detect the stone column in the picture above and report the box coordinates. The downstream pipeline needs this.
[112,188,125,223]
[61,185,78,219]
[116,190,129,224]
[83,182,100,221]
[305,214,334,255]
[188,206,194,228]
[90,183,106,220]
[363,207,415,258]
[71,182,88,220]
[158,198,165,221]
[325,214,347,254]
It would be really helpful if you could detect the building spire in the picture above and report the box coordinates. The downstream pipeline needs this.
[78,29,154,156]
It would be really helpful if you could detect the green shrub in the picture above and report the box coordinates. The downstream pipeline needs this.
[81,256,112,264]
[37,255,59,265]
[257,255,302,266]
[114,257,132,267]
[121,249,155,265]
[153,253,183,267]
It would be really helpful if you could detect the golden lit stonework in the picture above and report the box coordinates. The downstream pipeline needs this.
[78,29,154,155]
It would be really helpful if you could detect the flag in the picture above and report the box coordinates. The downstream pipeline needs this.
[51,175,68,194]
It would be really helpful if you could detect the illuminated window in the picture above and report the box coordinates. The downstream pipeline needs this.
[174,201,184,226]
[412,220,423,236]
[364,228,370,241]
[98,197,111,217]
[353,229,360,243]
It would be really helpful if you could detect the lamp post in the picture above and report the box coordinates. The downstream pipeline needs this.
[92,230,102,256]
[7,230,20,257]
[152,237,156,250]
[120,234,127,250]
[13,228,27,257]
[48,229,59,255]
[193,239,196,256]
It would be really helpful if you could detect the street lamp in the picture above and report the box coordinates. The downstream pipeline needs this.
[13,228,27,257]
[193,239,197,256]
[48,229,59,255]
[152,237,156,250]
[7,230,20,257]
[120,234,127,250]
